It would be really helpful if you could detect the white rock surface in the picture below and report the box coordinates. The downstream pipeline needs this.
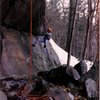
[49,39,93,71]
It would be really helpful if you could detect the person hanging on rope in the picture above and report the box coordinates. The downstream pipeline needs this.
[42,17,52,48]
[32,17,52,48]
[42,27,52,48]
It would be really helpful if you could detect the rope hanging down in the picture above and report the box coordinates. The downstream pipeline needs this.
[16,1,33,99]
[29,0,33,82]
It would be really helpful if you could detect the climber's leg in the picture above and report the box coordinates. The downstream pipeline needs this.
[32,37,38,47]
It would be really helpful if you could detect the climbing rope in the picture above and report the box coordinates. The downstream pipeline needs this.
[29,0,33,82]
[16,0,33,99]
[16,1,53,99]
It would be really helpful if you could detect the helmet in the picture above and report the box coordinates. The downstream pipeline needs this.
[47,27,52,33]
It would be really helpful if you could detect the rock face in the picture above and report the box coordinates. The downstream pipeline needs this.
[0,27,61,79]
[0,0,45,34]
[0,90,7,100]
[0,0,61,79]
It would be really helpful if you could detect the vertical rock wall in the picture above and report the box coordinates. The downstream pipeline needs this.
[0,27,61,79]
[0,0,45,34]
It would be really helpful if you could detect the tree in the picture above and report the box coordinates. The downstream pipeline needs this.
[81,0,97,60]
[65,0,78,66]
[46,0,98,62]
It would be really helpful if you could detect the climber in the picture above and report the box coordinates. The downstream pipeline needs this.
[42,27,52,48]
[42,17,52,48]
[32,17,52,48]
[32,27,52,47]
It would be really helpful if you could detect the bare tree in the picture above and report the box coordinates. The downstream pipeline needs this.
[65,0,78,66]
[82,0,96,60]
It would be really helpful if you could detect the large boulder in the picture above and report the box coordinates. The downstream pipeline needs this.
[80,64,97,83]
[37,66,80,86]
[0,27,61,79]
[66,66,80,81]
[85,78,97,98]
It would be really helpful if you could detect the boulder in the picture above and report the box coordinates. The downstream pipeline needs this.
[37,66,67,85]
[80,64,97,83]
[0,27,61,79]
[2,78,27,91]
[0,90,7,100]
[38,66,80,86]
[85,78,97,98]
[74,61,87,76]
[66,66,80,81]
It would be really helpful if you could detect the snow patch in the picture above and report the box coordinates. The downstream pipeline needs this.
[49,39,93,71]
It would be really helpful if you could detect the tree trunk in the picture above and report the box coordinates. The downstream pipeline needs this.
[95,1,99,96]
[82,0,93,60]
[65,0,78,66]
